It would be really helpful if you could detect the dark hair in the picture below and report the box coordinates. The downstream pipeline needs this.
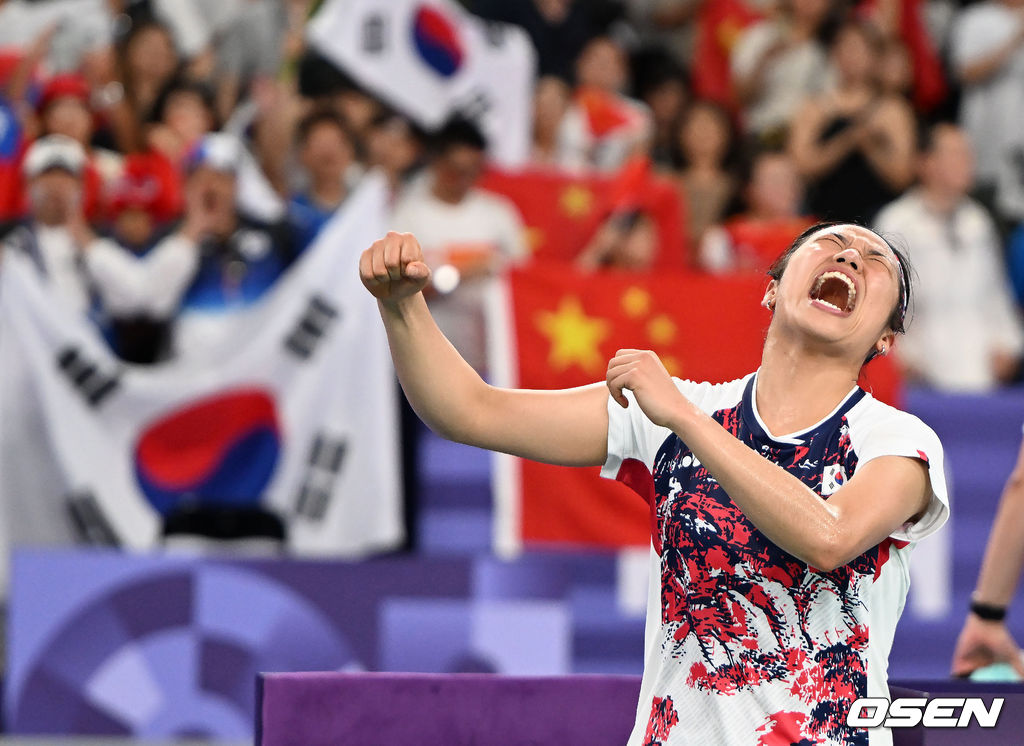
[430,117,488,156]
[632,48,688,102]
[148,77,217,127]
[766,222,914,358]
[916,120,961,157]
[830,17,885,56]
[295,108,355,148]
[297,50,358,99]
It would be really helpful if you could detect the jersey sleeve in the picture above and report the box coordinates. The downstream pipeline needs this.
[601,376,747,481]
[854,412,949,542]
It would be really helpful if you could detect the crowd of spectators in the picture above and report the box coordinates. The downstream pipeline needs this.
[0,0,1023,395]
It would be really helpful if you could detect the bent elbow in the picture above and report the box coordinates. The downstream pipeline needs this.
[805,532,850,573]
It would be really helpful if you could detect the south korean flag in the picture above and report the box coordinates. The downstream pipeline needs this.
[821,464,847,496]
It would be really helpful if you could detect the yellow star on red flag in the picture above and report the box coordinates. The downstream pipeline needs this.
[535,296,610,374]
[560,184,594,219]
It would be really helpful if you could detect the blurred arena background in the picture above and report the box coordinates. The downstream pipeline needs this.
[0,0,1022,742]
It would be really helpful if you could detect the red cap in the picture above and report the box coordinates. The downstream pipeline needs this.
[37,74,91,114]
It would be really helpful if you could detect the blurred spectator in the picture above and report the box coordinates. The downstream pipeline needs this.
[207,0,287,122]
[335,79,384,149]
[675,99,738,258]
[789,19,915,224]
[169,134,295,321]
[576,211,658,272]
[473,0,616,80]
[877,38,914,98]
[858,0,949,114]
[699,150,815,273]
[110,17,182,153]
[632,50,688,170]
[874,123,1023,391]
[105,156,170,252]
[4,135,191,332]
[146,77,218,165]
[366,113,426,196]
[626,0,704,65]
[730,0,831,144]
[0,0,114,74]
[559,36,653,172]
[528,75,575,170]
[392,119,526,371]
[950,0,1024,209]
[34,74,110,219]
[289,109,358,252]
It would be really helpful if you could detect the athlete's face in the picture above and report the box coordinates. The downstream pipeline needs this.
[764,225,901,361]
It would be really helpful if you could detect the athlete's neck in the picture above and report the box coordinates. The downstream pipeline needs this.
[755,334,861,437]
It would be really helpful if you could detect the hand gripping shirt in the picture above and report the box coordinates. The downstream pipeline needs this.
[602,372,949,746]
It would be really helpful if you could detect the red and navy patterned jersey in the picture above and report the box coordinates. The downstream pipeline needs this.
[602,372,948,746]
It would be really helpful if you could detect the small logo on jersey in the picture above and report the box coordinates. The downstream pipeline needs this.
[821,464,846,495]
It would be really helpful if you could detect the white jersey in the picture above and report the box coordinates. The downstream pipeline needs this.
[602,372,949,746]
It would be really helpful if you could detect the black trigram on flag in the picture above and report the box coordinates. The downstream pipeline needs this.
[284,294,339,359]
[295,434,347,522]
[56,346,121,407]
[66,491,120,546]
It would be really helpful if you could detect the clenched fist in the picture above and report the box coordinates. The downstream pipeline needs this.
[359,231,432,303]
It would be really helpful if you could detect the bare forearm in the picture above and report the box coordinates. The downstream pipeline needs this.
[668,402,844,567]
[974,475,1024,606]
[792,129,859,181]
[379,293,607,465]
[379,293,489,441]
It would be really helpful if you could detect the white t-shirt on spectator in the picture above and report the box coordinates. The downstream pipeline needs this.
[731,21,828,136]
[875,189,1024,391]
[391,182,526,371]
[0,0,112,72]
[950,2,1024,186]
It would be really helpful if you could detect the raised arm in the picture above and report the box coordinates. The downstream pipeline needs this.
[360,232,609,467]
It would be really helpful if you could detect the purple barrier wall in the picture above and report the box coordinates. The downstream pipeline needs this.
[256,673,639,746]
[257,673,1022,746]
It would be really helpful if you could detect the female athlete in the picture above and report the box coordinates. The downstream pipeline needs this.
[359,222,948,746]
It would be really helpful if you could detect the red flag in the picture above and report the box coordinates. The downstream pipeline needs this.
[691,0,763,110]
[480,165,689,269]
[495,263,903,550]
[721,215,818,272]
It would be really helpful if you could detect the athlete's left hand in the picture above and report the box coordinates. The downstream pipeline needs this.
[606,349,688,429]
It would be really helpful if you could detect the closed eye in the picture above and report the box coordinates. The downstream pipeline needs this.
[867,249,897,276]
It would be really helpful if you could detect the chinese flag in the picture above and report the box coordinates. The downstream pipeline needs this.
[497,262,902,550]
[480,164,689,269]
[691,0,763,110]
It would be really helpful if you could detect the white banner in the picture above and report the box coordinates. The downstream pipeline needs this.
[0,173,403,588]
[307,0,535,168]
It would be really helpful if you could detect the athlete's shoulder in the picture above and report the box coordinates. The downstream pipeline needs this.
[846,392,943,458]
[672,373,752,414]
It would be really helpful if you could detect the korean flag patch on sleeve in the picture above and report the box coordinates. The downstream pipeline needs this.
[821,464,847,496]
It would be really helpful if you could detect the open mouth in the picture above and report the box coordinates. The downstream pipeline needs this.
[809,271,857,314]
